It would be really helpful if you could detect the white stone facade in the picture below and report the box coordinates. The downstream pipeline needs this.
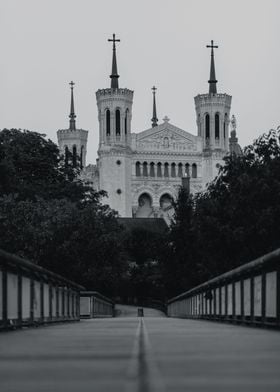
[57,41,236,222]
[86,88,231,221]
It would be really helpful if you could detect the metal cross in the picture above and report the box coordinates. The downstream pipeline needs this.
[108,33,120,49]
[69,81,75,89]
[206,40,218,52]
[152,86,157,94]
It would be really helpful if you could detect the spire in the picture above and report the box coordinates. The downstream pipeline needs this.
[206,40,218,94]
[151,86,158,127]
[108,34,120,89]
[69,81,76,130]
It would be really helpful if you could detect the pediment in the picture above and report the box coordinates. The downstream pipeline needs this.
[135,121,199,153]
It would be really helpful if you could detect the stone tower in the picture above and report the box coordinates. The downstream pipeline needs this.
[96,34,134,217]
[57,81,88,168]
[194,41,232,187]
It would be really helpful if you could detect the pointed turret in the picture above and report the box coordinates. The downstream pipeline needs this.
[206,40,218,94]
[108,34,120,89]
[69,81,76,130]
[151,86,158,127]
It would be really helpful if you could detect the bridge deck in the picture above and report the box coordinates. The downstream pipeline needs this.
[0,306,280,392]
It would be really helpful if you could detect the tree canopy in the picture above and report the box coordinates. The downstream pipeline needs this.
[166,127,280,296]
[0,129,126,296]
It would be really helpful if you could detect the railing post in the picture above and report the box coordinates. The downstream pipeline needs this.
[250,276,255,324]
[261,271,266,325]
[240,278,245,323]
[232,281,236,321]
[30,278,35,324]
[225,283,228,318]
[276,267,280,326]
[62,287,65,319]
[17,272,22,326]
[2,267,8,328]
[56,286,59,319]
[67,288,70,319]
[219,286,222,318]
[49,284,53,321]
[40,280,44,323]
[213,287,217,318]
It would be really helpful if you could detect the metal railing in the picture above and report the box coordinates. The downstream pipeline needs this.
[80,291,115,318]
[168,248,280,327]
[0,249,84,329]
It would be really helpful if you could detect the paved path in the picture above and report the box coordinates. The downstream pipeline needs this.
[0,307,280,391]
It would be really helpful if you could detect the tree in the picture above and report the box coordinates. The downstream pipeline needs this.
[168,127,280,293]
[0,128,94,202]
[0,128,127,296]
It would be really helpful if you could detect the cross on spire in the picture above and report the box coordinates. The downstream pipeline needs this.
[108,33,120,48]
[69,80,76,130]
[206,40,218,52]
[151,86,158,128]
[206,40,218,94]
[108,33,120,89]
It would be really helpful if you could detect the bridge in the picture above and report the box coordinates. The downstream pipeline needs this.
[1,249,280,391]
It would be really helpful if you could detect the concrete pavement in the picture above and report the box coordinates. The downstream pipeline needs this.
[0,306,280,392]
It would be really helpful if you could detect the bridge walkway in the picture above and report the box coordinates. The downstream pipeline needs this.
[0,305,280,392]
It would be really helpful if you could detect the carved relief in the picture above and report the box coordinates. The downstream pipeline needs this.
[137,129,197,152]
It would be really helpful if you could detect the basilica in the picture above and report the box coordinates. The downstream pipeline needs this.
[57,35,241,222]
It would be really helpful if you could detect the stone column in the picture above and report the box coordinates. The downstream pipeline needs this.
[139,163,143,177]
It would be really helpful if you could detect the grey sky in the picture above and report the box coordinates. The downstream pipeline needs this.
[1,0,279,163]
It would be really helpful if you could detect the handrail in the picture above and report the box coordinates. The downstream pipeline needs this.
[0,249,84,290]
[0,249,85,330]
[167,248,280,327]
[80,291,114,305]
[80,291,115,318]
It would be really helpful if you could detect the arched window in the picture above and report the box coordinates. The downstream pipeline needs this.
[164,163,169,177]
[185,163,190,177]
[125,109,129,135]
[136,161,141,177]
[80,146,84,169]
[178,163,183,177]
[157,162,162,177]
[106,109,110,135]
[116,109,121,135]
[192,163,197,178]
[171,163,176,177]
[136,193,153,218]
[143,162,148,177]
[205,113,210,139]
[160,194,174,211]
[72,145,77,168]
[224,113,227,139]
[150,162,155,177]
[215,113,220,139]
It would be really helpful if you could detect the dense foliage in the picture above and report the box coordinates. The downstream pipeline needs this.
[167,127,280,296]
[1,127,280,300]
[0,129,126,295]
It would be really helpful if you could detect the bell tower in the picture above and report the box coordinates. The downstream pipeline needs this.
[96,34,134,217]
[194,40,232,187]
[57,81,88,169]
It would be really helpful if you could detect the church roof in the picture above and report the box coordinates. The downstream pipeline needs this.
[136,119,197,143]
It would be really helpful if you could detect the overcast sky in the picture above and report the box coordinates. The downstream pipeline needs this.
[1,0,279,163]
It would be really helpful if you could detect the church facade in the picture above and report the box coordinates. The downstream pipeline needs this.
[57,36,241,221]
